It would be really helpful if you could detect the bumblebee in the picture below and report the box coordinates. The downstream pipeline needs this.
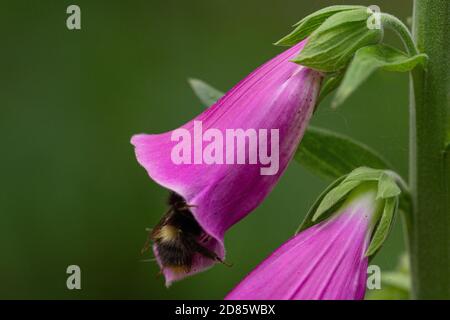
[144,192,226,274]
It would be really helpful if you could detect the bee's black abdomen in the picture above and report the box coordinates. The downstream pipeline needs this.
[156,240,193,270]
[168,211,202,236]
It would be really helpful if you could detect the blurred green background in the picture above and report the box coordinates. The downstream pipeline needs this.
[0,0,413,299]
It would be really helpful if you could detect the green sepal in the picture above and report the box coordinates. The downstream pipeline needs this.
[292,9,383,72]
[343,167,383,183]
[377,172,401,199]
[365,197,398,256]
[312,180,361,221]
[275,5,364,46]
[332,44,428,108]
[296,175,346,234]
[316,71,345,104]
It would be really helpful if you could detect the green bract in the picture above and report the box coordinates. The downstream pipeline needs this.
[297,167,403,258]
[291,8,383,72]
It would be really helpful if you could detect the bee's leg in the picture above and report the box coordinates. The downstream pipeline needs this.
[216,257,233,267]
[208,251,233,267]
[141,228,153,254]
[178,203,197,211]
[141,243,151,254]
[199,233,210,243]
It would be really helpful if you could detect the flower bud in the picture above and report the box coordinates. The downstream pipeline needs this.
[226,167,401,300]
[291,8,383,72]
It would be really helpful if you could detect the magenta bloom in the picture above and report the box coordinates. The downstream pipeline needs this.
[131,40,322,285]
[225,186,382,300]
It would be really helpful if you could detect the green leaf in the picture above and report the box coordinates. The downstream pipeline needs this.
[332,44,428,108]
[377,173,401,199]
[295,127,392,180]
[313,180,361,221]
[365,197,397,256]
[188,78,224,107]
[275,5,364,46]
[292,9,383,72]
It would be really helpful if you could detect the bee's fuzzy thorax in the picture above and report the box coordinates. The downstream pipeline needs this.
[155,225,180,242]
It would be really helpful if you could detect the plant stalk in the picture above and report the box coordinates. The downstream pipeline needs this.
[409,0,450,299]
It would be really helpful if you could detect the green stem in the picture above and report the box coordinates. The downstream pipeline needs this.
[410,0,450,299]
[379,13,418,267]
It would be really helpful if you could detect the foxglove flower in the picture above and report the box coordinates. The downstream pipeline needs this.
[131,40,323,285]
[226,168,401,300]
